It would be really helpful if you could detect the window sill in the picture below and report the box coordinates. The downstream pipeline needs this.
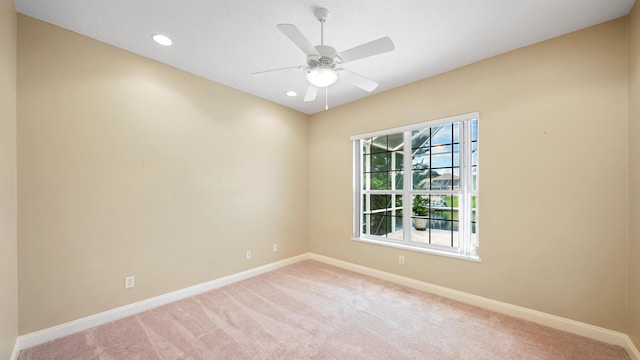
[351,237,481,263]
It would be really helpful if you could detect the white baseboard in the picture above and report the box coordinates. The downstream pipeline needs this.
[17,253,308,351]
[627,336,640,360]
[10,337,20,360]
[308,253,640,360]
[16,252,640,360]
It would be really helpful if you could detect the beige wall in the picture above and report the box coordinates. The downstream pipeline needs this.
[0,0,18,358]
[17,15,310,334]
[309,19,629,331]
[628,1,640,349]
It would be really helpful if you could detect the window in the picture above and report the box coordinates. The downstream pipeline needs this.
[352,113,479,261]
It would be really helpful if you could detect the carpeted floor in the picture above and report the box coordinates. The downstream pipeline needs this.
[18,260,630,359]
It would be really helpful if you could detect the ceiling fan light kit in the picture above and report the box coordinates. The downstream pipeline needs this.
[306,67,338,87]
[251,7,395,109]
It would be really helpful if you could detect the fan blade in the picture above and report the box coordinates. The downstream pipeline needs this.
[337,37,394,64]
[251,66,305,77]
[277,24,320,57]
[304,84,319,102]
[340,70,379,92]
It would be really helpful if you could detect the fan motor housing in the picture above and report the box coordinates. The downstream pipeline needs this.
[308,45,338,68]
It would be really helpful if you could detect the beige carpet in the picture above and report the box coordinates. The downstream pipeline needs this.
[18,260,630,359]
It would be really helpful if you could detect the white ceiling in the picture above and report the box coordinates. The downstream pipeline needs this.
[14,0,636,115]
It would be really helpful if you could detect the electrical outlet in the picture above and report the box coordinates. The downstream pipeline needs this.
[273,244,278,252]
[124,276,135,289]
[246,250,252,259]
[398,255,405,265]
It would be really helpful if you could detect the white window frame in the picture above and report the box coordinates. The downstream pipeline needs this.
[351,112,480,262]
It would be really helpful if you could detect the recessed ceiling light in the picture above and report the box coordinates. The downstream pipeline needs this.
[286,91,297,97]
[152,34,172,46]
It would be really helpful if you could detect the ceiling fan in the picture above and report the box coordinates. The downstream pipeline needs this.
[252,8,395,108]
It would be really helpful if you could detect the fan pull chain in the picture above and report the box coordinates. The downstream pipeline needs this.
[325,87,329,110]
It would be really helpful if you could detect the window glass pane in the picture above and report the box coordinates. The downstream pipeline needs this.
[431,169,451,190]
[369,194,390,211]
[471,142,478,191]
[471,119,478,142]
[471,195,478,248]
[369,136,387,153]
[411,128,431,149]
[471,195,478,218]
[471,142,478,166]
[362,212,368,234]
[392,151,404,171]
[371,172,390,190]
[362,195,403,239]
[411,223,429,244]
[431,144,451,155]
[451,226,460,248]
[453,122,460,143]
[412,194,430,218]
[412,130,460,190]
[412,147,431,190]
[450,194,459,209]
[430,197,451,219]
[453,168,460,190]
[429,194,459,248]
[371,152,389,171]
[410,194,458,247]
[472,165,478,191]
[431,124,453,146]
[453,144,460,167]
[362,154,371,171]
[362,138,372,154]
[389,195,403,240]
[370,213,388,235]
[470,228,478,249]
[388,224,403,240]
[395,195,403,208]
[394,171,404,190]
[425,168,459,191]
[387,133,404,151]
[426,222,460,248]
[362,145,404,190]
[363,171,403,191]
[412,148,430,169]
[411,194,429,242]
[412,169,433,190]
[430,152,452,168]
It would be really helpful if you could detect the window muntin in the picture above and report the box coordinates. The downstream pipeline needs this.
[352,113,479,260]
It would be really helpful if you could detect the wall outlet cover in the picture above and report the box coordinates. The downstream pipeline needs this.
[125,276,135,289]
